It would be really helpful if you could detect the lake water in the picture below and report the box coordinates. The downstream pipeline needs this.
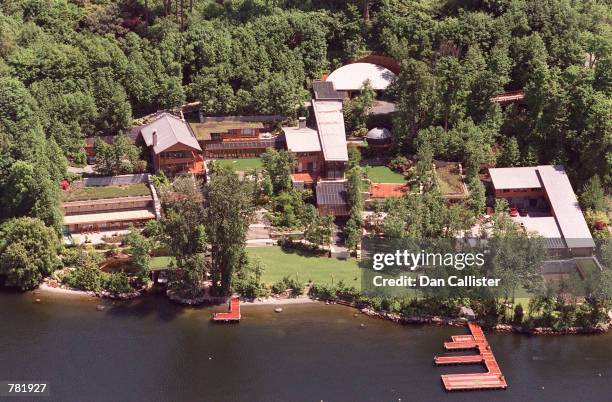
[0,291,611,402]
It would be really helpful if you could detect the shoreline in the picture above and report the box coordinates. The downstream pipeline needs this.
[31,285,611,335]
[38,283,92,297]
[241,297,319,306]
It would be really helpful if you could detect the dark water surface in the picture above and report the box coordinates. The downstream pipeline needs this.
[1,291,610,402]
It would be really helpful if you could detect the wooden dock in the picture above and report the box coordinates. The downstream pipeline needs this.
[212,296,241,322]
[435,323,507,391]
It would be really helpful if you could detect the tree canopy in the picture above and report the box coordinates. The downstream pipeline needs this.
[0,217,60,290]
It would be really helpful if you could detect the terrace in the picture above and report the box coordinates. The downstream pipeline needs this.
[189,121,264,141]
[62,183,151,202]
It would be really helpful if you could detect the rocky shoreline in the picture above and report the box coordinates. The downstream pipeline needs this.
[167,290,318,306]
[36,285,612,335]
[335,300,611,336]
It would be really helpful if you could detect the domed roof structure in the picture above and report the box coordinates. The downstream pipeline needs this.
[366,127,391,140]
[326,63,396,91]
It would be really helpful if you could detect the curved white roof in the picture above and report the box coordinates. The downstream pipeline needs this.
[326,63,396,91]
[367,127,391,140]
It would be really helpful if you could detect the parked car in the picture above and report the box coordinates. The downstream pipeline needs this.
[518,208,528,217]
[509,207,519,217]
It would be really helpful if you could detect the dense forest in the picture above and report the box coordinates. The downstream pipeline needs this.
[0,0,610,234]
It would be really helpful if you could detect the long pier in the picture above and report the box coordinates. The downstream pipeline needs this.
[212,296,241,322]
[434,323,507,391]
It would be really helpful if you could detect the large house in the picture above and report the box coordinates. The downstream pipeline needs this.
[489,165,595,256]
[137,113,204,174]
[283,81,350,216]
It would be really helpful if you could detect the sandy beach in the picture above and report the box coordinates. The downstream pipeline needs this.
[240,296,320,307]
[38,283,92,298]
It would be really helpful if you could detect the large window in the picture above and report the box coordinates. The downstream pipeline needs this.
[162,151,188,159]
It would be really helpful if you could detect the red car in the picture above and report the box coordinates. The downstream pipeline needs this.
[509,207,519,217]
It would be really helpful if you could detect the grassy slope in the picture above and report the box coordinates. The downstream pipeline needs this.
[247,246,362,287]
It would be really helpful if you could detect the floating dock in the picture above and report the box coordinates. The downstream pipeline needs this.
[435,323,507,391]
[212,296,241,322]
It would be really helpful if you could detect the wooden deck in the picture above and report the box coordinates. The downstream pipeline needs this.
[212,296,241,323]
[435,323,507,391]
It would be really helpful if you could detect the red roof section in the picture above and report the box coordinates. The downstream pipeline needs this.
[369,183,408,198]
[292,172,318,183]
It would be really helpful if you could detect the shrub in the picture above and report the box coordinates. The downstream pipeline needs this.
[103,272,131,295]
[513,304,524,325]
[64,264,103,292]
[308,283,337,300]
[278,238,325,256]
[388,155,411,174]
[272,276,304,297]
[234,276,267,299]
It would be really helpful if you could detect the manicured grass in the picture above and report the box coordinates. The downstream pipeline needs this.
[435,164,465,195]
[365,166,406,183]
[62,183,151,202]
[150,256,175,269]
[247,246,362,287]
[214,158,263,171]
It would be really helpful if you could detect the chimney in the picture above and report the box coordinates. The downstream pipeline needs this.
[152,130,157,147]
[298,117,306,129]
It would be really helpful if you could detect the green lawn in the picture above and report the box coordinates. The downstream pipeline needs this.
[150,256,175,269]
[214,158,263,171]
[62,183,151,202]
[247,246,362,287]
[365,166,406,183]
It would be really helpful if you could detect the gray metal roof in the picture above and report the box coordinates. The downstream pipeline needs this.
[283,126,321,153]
[312,80,347,100]
[312,99,348,162]
[489,166,541,189]
[491,165,594,249]
[316,181,348,206]
[140,113,202,154]
[536,165,595,249]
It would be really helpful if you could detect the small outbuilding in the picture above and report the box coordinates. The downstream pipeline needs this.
[366,127,392,149]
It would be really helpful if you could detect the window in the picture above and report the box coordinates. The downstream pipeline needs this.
[162,151,188,159]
